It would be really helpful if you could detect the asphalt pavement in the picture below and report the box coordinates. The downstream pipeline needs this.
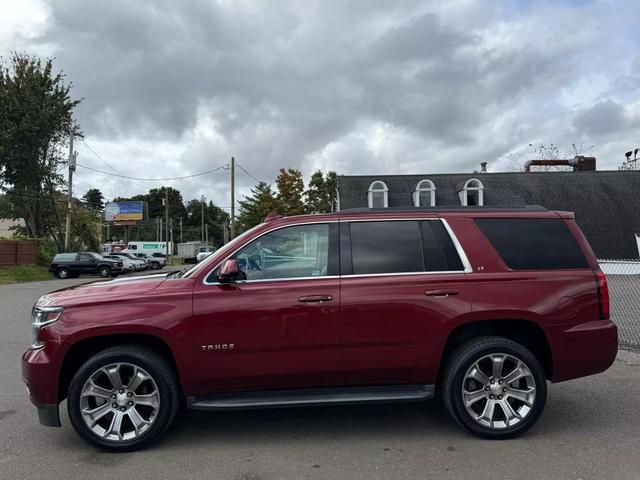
[1,277,639,480]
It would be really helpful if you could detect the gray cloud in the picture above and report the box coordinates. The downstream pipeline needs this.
[573,99,626,136]
[4,0,638,205]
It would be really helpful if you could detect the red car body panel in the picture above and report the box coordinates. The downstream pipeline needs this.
[22,209,618,415]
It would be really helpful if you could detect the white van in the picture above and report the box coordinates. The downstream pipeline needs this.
[122,241,172,256]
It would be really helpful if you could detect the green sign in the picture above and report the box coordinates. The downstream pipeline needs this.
[143,243,160,249]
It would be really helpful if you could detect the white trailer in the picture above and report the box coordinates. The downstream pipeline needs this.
[177,241,206,263]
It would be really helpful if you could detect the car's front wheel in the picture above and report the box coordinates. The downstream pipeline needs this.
[98,266,111,278]
[67,346,179,451]
[56,267,70,279]
[442,336,547,439]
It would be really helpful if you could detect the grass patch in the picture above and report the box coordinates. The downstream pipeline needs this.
[0,265,54,284]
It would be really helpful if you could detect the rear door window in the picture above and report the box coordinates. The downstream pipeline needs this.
[421,221,464,272]
[475,218,589,270]
[349,221,423,274]
[347,220,464,275]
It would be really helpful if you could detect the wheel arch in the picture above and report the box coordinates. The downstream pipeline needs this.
[58,333,181,403]
[438,319,553,385]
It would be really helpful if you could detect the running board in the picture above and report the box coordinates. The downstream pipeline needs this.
[187,384,434,411]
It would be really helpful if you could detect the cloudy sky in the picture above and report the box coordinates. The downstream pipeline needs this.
[2,0,639,210]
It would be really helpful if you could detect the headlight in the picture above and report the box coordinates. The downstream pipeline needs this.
[30,306,63,349]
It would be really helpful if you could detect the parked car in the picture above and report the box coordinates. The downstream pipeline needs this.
[49,252,123,279]
[24,207,617,451]
[132,252,166,270]
[196,246,216,263]
[111,253,147,272]
[104,255,134,273]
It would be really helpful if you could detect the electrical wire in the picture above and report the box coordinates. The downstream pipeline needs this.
[236,162,266,185]
[76,163,228,181]
[80,140,147,190]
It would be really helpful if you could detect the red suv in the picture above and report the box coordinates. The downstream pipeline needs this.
[22,207,617,450]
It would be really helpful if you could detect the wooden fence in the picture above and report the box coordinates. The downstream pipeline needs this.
[0,240,38,266]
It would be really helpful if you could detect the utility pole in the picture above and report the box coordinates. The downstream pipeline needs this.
[223,221,229,244]
[159,218,162,242]
[205,224,209,245]
[201,196,205,242]
[164,189,170,260]
[230,157,236,239]
[64,131,76,251]
[179,217,183,243]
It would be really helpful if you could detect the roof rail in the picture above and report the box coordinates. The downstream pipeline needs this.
[264,211,283,222]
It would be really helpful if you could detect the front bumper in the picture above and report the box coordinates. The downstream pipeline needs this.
[22,347,62,427]
[547,320,618,382]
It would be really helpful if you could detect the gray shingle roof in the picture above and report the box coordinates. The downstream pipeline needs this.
[337,171,640,260]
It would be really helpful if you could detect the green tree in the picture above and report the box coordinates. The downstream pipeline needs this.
[0,53,81,247]
[237,182,280,232]
[0,194,13,219]
[305,170,337,213]
[69,200,101,251]
[276,168,306,216]
[82,188,104,212]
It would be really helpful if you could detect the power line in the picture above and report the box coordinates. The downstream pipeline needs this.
[80,140,147,190]
[76,163,228,181]
[236,162,266,184]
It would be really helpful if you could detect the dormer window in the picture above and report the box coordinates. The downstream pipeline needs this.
[413,179,436,207]
[368,181,388,208]
[461,178,484,206]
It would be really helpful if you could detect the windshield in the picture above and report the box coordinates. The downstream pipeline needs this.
[180,223,264,279]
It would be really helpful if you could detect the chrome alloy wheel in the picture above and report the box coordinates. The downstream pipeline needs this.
[80,363,160,442]
[462,353,536,430]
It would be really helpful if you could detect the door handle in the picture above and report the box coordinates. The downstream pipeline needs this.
[298,295,334,303]
[425,289,458,298]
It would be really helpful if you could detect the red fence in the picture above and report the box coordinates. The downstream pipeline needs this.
[0,240,38,265]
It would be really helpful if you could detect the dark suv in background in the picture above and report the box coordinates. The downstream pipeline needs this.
[49,252,123,279]
[24,207,616,450]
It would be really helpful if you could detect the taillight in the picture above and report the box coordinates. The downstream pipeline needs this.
[595,270,610,320]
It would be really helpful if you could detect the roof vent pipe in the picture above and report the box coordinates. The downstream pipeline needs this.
[480,162,487,173]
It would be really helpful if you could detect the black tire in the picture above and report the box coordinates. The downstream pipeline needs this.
[57,267,70,279]
[67,345,180,451]
[442,336,547,439]
[98,266,111,278]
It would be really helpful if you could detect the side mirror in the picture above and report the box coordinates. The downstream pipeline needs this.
[218,259,241,283]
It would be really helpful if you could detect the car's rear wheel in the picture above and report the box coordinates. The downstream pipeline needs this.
[57,267,70,279]
[98,266,111,278]
[442,336,547,439]
[67,346,179,451]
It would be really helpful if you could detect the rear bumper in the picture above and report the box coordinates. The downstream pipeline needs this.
[547,320,618,382]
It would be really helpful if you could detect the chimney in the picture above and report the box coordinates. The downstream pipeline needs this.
[524,156,596,172]
[480,162,487,173]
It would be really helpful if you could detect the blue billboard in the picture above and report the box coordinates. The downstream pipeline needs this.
[104,201,145,221]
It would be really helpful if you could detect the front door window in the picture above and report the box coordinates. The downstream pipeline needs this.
[233,224,329,281]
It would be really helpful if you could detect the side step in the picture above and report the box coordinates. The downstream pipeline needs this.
[187,384,434,411]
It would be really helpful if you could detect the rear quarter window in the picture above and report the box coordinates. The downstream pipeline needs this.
[53,253,76,262]
[475,218,589,270]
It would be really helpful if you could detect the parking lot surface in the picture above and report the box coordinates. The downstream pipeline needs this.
[1,278,639,480]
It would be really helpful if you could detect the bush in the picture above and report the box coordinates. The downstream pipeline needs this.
[37,238,57,266]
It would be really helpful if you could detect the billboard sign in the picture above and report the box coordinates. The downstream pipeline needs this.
[105,201,145,222]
